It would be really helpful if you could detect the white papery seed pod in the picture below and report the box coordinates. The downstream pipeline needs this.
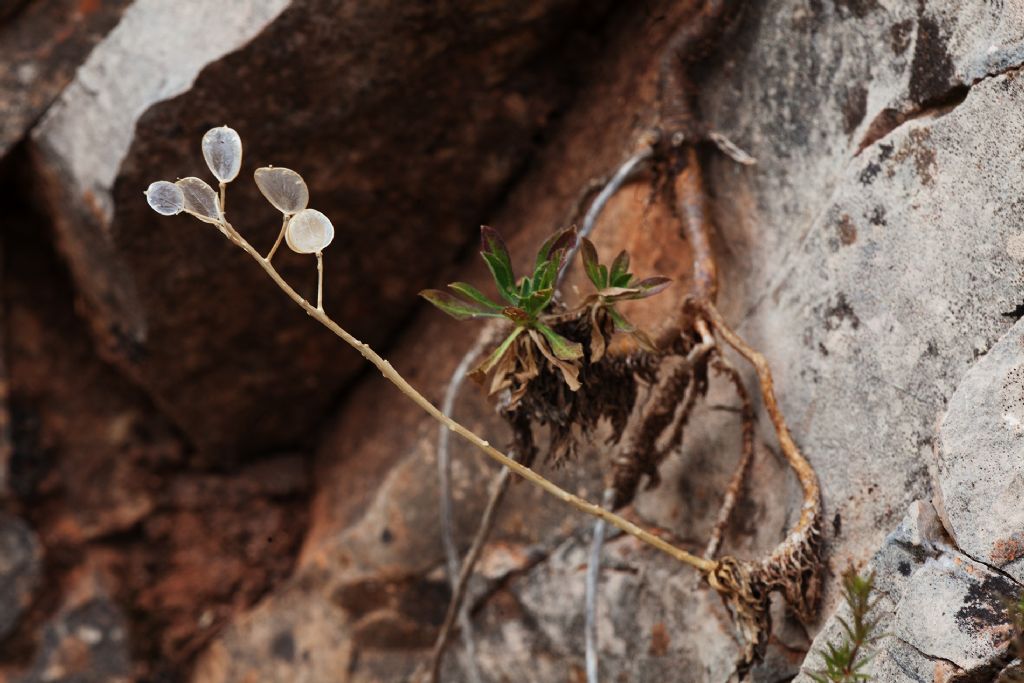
[254,167,309,215]
[175,177,223,225]
[145,180,185,216]
[285,209,334,254]
[202,126,242,183]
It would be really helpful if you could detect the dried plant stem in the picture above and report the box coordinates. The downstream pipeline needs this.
[436,334,493,683]
[704,355,755,560]
[674,146,717,302]
[585,488,616,683]
[315,251,324,311]
[693,298,821,550]
[219,219,717,573]
[559,148,652,286]
[219,181,226,214]
[266,215,288,261]
[428,467,512,683]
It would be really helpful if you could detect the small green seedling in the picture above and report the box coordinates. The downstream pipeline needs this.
[421,226,585,389]
[810,570,882,683]
[578,237,670,361]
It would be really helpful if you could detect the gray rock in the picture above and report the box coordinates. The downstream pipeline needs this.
[13,571,132,683]
[892,554,1014,675]
[798,501,1019,682]
[0,513,40,640]
[937,317,1024,582]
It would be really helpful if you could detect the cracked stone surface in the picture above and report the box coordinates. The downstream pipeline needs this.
[937,317,1024,583]
[797,502,1019,682]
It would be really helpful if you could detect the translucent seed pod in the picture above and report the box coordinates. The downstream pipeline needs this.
[285,208,334,254]
[175,177,223,225]
[254,167,309,215]
[201,126,242,183]
[145,180,185,216]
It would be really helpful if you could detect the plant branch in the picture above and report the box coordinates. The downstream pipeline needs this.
[558,148,652,286]
[585,488,616,683]
[266,214,288,261]
[692,299,820,529]
[219,218,718,574]
[674,146,718,302]
[704,354,755,560]
[436,332,495,683]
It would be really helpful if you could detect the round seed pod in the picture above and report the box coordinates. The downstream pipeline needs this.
[175,177,222,225]
[201,126,242,183]
[254,167,308,215]
[145,180,184,216]
[285,208,334,254]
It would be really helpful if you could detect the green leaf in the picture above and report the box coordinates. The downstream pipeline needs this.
[533,259,563,295]
[535,323,583,360]
[482,252,517,304]
[522,287,553,316]
[535,226,577,271]
[481,225,511,269]
[602,276,672,301]
[607,307,636,333]
[474,327,524,376]
[420,289,505,320]
[609,249,630,283]
[610,271,633,288]
[580,238,604,289]
[480,226,517,302]
[518,276,532,300]
[447,282,502,311]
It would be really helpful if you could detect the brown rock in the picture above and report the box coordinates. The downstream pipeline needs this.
[0,513,40,641]
[0,0,131,158]
[31,0,616,455]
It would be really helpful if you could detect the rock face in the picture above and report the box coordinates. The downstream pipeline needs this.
[937,317,1024,582]
[196,0,1024,680]
[30,0,615,455]
[0,514,40,641]
[798,502,1019,682]
[0,0,131,157]
[5,0,1024,681]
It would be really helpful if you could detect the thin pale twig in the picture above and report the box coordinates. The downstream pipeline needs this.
[214,214,716,572]
[266,214,288,261]
[585,488,616,683]
[436,332,495,683]
[558,148,652,287]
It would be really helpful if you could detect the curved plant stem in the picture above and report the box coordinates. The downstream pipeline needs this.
[315,251,324,311]
[693,298,821,552]
[674,146,718,303]
[218,218,717,573]
[428,466,512,683]
[266,215,288,261]
[704,354,755,560]
[436,334,492,683]
[558,148,652,286]
[585,488,616,683]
